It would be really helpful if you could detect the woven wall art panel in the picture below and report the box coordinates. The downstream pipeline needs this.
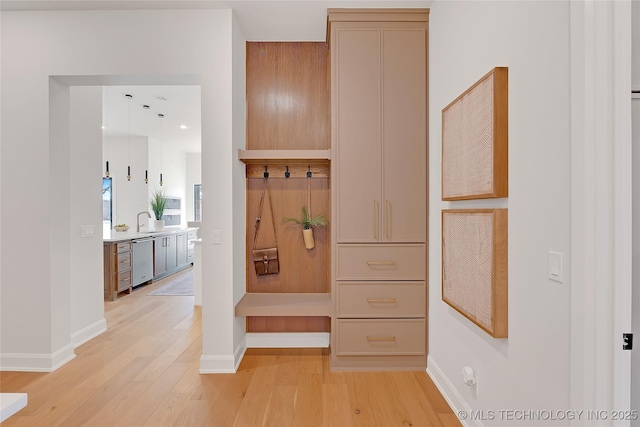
[442,67,508,200]
[442,209,508,338]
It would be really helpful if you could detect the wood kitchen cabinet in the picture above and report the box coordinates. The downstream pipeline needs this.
[329,9,429,370]
[103,241,133,301]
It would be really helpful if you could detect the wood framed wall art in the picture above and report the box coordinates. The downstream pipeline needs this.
[442,67,508,200]
[442,209,508,338]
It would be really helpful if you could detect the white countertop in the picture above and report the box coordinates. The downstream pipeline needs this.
[103,226,199,243]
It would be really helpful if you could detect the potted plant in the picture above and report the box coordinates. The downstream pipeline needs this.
[150,188,167,231]
[282,206,328,249]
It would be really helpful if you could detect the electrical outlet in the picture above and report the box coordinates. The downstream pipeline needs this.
[212,230,221,244]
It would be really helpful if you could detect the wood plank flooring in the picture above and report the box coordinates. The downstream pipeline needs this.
[0,268,460,426]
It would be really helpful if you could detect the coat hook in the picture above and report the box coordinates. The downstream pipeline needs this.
[264,166,269,179]
[285,166,290,178]
[307,166,312,178]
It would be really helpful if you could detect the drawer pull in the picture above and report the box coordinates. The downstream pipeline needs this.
[366,298,397,303]
[366,261,396,266]
[367,336,396,342]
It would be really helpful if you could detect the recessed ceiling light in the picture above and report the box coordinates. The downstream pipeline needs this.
[180,125,187,129]
[102,126,106,129]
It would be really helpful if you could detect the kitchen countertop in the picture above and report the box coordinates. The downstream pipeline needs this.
[103,226,199,243]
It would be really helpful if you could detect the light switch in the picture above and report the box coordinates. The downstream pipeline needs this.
[212,230,221,244]
[80,225,94,238]
[548,251,563,283]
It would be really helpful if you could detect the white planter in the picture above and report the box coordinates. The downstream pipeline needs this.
[303,229,315,250]
[154,219,164,231]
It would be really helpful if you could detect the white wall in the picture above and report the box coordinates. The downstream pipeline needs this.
[428,2,572,425]
[70,86,106,347]
[106,135,149,228]
[148,136,187,227]
[0,9,243,371]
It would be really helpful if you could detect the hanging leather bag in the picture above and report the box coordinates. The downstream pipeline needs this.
[252,178,279,275]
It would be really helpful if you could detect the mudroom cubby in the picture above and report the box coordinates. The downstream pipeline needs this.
[236,42,331,339]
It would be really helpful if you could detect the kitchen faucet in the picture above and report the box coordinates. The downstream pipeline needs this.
[137,211,151,232]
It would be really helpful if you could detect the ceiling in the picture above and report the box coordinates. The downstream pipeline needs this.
[104,85,202,154]
[5,0,431,154]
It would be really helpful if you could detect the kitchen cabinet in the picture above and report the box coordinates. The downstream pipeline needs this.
[176,232,187,267]
[329,9,429,370]
[103,241,133,301]
[154,234,177,278]
[153,231,193,279]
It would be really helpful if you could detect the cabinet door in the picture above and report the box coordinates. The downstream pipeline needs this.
[154,237,167,276]
[166,234,178,271]
[176,233,187,267]
[334,24,382,243]
[382,27,427,243]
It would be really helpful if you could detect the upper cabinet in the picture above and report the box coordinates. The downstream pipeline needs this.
[330,12,427,243]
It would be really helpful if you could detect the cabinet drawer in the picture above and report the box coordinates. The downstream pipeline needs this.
[117,269,132,292]
[117,252,131,272]
[336,245,425,280]
[335,319,425,356]
[117,242,132,253]
[336,282,425,318]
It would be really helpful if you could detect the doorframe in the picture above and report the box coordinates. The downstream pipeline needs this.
[569,1,632,422]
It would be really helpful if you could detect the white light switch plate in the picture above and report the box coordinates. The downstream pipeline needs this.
[212,230,221,244]
[80,225,94,238]
[548,251,564,283]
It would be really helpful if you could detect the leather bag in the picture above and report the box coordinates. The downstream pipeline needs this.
[252,178,279,276]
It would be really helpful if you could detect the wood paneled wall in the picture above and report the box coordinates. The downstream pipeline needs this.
[247,42,330,150]
[246,42,330,333]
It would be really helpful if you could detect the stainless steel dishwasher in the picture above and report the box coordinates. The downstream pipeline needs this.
[132,238,154,287]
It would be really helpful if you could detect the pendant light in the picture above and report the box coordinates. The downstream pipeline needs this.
[104,87,110,177]
[143,104,150,184]
[158,113,164,186]
[125,93,133,181]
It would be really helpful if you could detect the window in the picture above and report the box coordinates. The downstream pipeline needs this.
[102,177,112,234]
[194,184,202,221]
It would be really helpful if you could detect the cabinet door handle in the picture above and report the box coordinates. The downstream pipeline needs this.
[374,200,379,240]
[367,336,396,342]
[386,199,391,240]
[366,298,397,303]
[366,261,397,266]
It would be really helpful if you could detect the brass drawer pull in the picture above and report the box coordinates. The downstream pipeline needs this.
[366,261,396,266]
[366,298,397,303]
[367,336,396,342]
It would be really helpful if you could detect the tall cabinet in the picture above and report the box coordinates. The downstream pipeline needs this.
[329,9,428,370]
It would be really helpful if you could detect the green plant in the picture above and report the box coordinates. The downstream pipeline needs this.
[282,206,328,230]
[150,188,167,220]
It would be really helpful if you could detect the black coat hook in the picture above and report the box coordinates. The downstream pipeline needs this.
[264,166,269,179]
[307,166,312,178]
[285,166,290,178]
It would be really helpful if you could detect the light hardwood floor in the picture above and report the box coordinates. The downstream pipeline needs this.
[0,268,460,427]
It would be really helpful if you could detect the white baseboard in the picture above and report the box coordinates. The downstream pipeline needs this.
[0,393,28,422]
[0,343,75,372]
[427,355,481,427]
[199,355,237,373]
[72,318,107,348]
[246,332,330,348]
